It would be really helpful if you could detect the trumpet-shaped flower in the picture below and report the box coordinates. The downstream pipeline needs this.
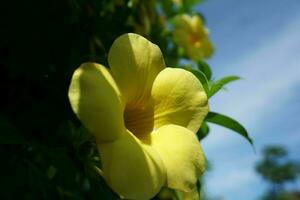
[68,33,209,199]
[173,14,214,60]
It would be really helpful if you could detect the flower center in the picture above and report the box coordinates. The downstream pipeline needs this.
[123,104,154,139]
[188,33,202,48]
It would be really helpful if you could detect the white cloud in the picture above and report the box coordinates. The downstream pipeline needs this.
[203,13,300,149]
[202,11,300,200]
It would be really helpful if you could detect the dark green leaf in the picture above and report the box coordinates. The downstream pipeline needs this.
[197,122,210,141]
[206,112,253,146]
[190,69,209,95]
[208,76,240,98]
[197,60,212,80]
[160,0,176,17]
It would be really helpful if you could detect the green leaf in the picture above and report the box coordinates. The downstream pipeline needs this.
[197,60,212,80]
[190,69,209,95]
[197,122,210,141]
[182,0,203,11]
[160,0,176,17]
[208,76,240,98]
[47,165,57,179]
[205,112,253,146]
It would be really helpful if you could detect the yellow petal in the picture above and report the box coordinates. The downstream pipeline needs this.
[186,46,202,61]
[190,15,205,36]
[173,29,190,48]
[108,33,166,107]
[97,130,166,199]
[152,68,209,133]
[185,38,214,60]
[175,188,200,200]
[150,125,205,192]
[157,188,177,200]
[202,38,214,58]
[173,14,193,32]
[173,14,214,60]
[68,62,124,142]
[173,15,192,46]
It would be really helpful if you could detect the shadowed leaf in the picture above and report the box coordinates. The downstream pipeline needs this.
[197,122,209,141]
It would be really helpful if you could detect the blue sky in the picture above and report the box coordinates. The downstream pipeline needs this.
[195,0,300,199]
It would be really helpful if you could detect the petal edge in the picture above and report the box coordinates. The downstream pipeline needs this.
[152,68,209,133]
[68,62,124,142]
[108,33,166,106]
[150,125,205,192]
[98,130,166,199]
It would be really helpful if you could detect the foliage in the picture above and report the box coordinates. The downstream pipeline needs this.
[261,191,300,200]
[256,145,300,200]
[1,0,251,199]
[205,112,253,145]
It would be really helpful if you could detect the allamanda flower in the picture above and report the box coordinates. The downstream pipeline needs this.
[173,14,214,60]
[68,33,209,199]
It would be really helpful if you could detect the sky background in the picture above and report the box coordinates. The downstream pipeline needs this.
[195,0,300,199]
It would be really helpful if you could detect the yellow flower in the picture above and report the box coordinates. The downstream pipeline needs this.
[172,0,182,7]
[68,33,208,199]
[173,14,214,60]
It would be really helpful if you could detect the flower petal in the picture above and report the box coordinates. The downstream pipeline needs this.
[173,15,192,46]
[97,130,166,199]
[175,188,200,200]
[108,33,166,107]
[173,14,193,32]
[150,125,205,192]
[173,14,214,60]
[173,28,190,48]
[190,15,205,36]
[68,62,124,142]
[186,38,214,60]
[152,68,209,133]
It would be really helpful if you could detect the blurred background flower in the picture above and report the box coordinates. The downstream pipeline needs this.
[173,14,214,60]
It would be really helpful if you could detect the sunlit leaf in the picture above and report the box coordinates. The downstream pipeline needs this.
[205,112,253,146]
[208,76,240,98]
[197,60,212,80]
